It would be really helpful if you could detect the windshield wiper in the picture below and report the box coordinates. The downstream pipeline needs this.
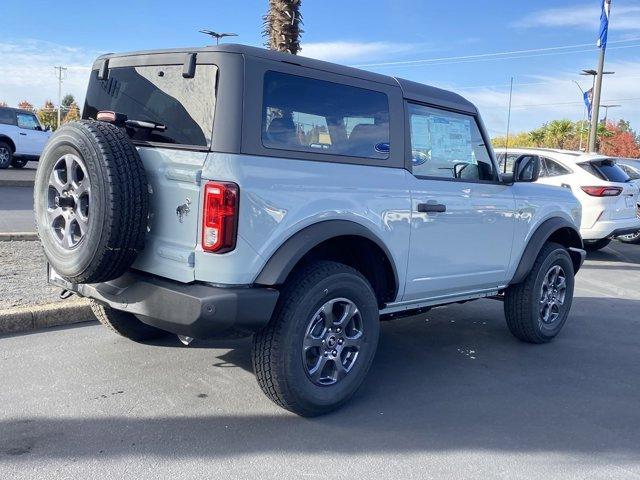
[124,119,167,132]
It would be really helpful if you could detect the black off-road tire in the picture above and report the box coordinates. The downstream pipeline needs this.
[11,157,29,168]
[0,141,12,169]
[252,261,380,417]
[34,121,148,284]
[90,300,169,341]
[583,238,611,251]
[504,242,575,344]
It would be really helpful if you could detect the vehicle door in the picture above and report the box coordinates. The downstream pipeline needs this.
[403,103,517,301]
[15,112,48,155]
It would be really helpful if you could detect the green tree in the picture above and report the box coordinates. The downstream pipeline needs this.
[263,0,303,54]
[63,102,80,123]
[37,100,58,131]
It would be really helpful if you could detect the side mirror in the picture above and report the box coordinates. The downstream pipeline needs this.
[513,155,541,182]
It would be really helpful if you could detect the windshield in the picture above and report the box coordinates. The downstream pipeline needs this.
[83,64,217,147]
[578,159,631,183]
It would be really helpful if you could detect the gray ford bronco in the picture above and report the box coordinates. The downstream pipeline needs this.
[36,44,586,416]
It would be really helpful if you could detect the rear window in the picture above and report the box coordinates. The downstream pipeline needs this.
[83,64,217,147]
[578,159,631,183]
[0,109,15,125]
[262,71,390,160]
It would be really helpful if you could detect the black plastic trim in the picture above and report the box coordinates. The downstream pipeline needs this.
[254,220,399,299]
[510,217,583,284]
[52,271,279,338]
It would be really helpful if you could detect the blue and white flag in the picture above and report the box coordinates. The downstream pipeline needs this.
[597,0,611,50]
[584,88,593,121]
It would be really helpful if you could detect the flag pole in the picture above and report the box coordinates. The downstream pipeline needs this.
[587,48,606,152]
[588,0,611,152]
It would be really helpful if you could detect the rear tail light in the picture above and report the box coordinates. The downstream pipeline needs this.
[202,182,239,253]
[580,186,623,197]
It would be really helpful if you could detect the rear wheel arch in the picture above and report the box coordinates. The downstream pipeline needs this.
[0,135,16,152]
[511,217,583,284]
[254,220,399,307]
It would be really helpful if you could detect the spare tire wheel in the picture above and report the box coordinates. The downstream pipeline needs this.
[34,120,149,284]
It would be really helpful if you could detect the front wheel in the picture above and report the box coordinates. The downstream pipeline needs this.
[504,242,575,344]
[252,261,380,417]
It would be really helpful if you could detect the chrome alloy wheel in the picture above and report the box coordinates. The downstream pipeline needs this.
[47,154,91,249]
[0,145,10,163]
[539,265,567,324]
[302,298,364,386]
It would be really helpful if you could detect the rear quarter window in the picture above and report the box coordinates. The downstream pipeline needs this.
[0,109,15,125]
[261,71,390,160]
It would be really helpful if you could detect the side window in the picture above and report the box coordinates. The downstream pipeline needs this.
[620,164,640,180]
[16,113,40,130]
[408,103,496,181]
[496,153,520,174]
[0,109,15,126]
[262,71,390,160]
[544,158,571,176]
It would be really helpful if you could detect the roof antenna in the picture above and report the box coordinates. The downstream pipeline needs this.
[199,29,238,45]
[504,76,514,173]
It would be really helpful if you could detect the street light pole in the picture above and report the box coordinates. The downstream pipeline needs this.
[600,104,621,124]
[572,80,587,151]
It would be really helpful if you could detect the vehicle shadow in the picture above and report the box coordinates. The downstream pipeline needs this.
[586,240,640,264]
[2,296,640,461]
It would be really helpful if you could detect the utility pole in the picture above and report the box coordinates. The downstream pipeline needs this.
[588,0,612,152]
[54,66,67,129]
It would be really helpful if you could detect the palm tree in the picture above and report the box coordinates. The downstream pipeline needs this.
[545,120,574,149]
[529,127,546,147]
[263,0,303,54]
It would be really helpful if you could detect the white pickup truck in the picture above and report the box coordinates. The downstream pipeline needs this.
[0,106,51,169]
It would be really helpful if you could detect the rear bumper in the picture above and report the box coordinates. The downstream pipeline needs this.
[581,217,640,240]
[49,269,279,338]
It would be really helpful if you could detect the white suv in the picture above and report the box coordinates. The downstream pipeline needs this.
[0,106,51,169]
[496,148,640,250]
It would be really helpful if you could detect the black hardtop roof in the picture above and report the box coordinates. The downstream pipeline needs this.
[0,106,36,115]
[94,44,478,114]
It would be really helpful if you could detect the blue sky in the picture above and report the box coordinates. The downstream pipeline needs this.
[2,0,640,136]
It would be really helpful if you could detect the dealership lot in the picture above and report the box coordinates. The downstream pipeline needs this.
[1,241,639,479]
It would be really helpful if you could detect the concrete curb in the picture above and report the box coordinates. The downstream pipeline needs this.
[0,232,38,241]
[0,298,92,335]
[0,179,34,187]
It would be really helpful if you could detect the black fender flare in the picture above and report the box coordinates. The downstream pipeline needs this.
[0,135,16,152]
[510,217,584,284]
[254,220,400,299]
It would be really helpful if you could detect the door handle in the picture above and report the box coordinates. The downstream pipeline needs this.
[19,132,27,136]
[417,203,447,213]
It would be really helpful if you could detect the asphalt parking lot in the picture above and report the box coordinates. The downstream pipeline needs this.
[1,241,639,479]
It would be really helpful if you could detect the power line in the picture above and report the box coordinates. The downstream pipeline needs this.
[353,37,640,68]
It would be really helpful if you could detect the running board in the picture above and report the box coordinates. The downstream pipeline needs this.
[380,287,503,316]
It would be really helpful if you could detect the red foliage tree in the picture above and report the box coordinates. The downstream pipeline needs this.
[599,122,640,158]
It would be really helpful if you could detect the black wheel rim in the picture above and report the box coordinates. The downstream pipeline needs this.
[539,265,567,324]
[46,154,91,249]
[302,297,364,386]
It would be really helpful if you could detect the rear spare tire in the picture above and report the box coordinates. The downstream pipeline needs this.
[34,120,148,284]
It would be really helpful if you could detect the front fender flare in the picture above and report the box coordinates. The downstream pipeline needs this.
[510,217,584,284]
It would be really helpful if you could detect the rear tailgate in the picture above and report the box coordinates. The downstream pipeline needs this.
[83,57,218,282]
[578,159,639,221]
[131,148,206,282]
